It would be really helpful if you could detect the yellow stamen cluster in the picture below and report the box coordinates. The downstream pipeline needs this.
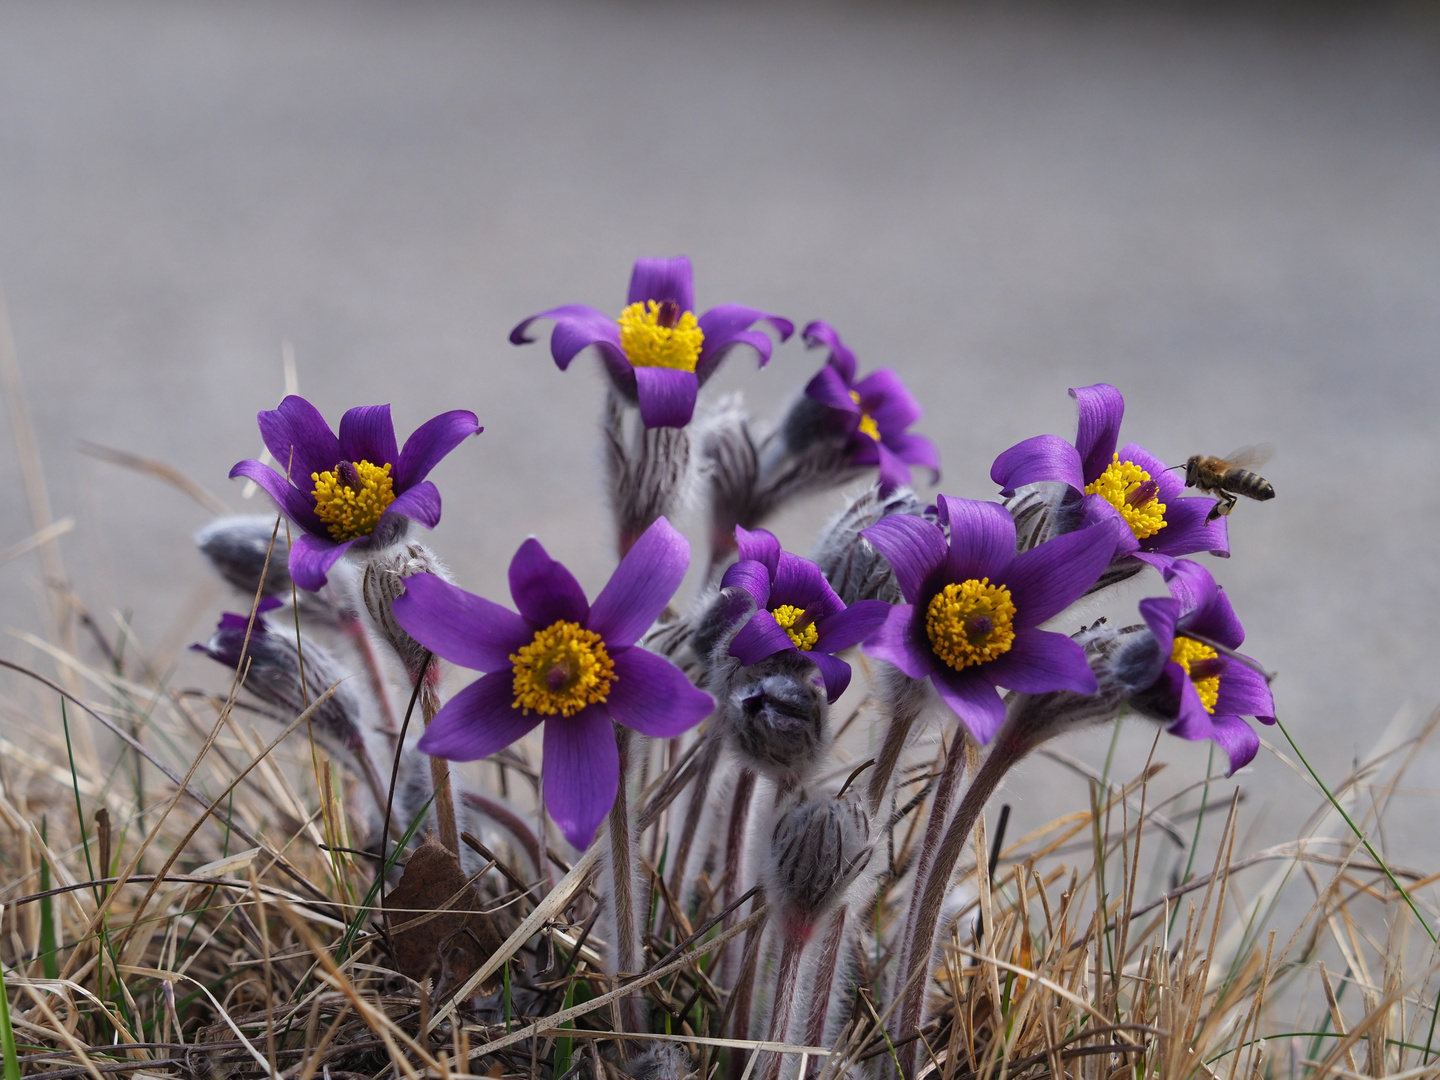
[311,460,396,542]
[772,604,820,651]
[1170,636,1220,714]
[925,578,1017,671]
[849,391,880,441]
[617,300,705,372]
[1084,454,1167,540]
[510,620,616,717]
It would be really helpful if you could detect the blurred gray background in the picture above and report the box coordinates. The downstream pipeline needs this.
[2,2,1439,870]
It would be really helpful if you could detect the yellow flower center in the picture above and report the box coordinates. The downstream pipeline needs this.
[510,620,616,717]
[1170,635,1221,714]
[617,299,705,372]
[925,579,1017,671]
[1084,454,1167,540]
[311,460,396,542]
[849,391,880,441]
[771,604,819,651]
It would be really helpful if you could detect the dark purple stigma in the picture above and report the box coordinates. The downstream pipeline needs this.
[656,299,681,328]
[1126,478,1160,507]
[545,658,576,692]
[964,614,994,642]
[336,460,362,490]
[1188,657,1226,682]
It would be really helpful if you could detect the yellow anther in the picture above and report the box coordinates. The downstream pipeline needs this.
[1084,454,1167,540]
[311,460,396,542]
[1170,636,1220,714]
[925,578,1017,671]
[772,604,820,651]
[617,300,705,372]
[510,620,616,717]
[849,390,880,441]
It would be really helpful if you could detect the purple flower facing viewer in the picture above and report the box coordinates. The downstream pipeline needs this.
[1120,559,1275,774]
[721,527,891,703]
[230,396,482,592]
[510,256,794,429]
[862,496,1117,742]
[391,517,714,849]
[799,321,940,493]
[990,383,1227,570]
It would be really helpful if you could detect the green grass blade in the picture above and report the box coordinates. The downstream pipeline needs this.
[0,954,21,1080]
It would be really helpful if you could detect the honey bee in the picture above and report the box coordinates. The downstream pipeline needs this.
[1181,445,1275,523]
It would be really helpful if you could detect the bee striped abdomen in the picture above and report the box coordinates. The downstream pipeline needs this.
[1223,469,1275,501]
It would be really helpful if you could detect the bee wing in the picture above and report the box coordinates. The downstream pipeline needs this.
[1222,443,1275,470]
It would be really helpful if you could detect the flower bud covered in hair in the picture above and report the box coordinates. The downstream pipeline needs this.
[361,541,452,683]
[765,792,872,940]
[813,485,926,606]
[717,650,830,787]
[195,515,292,597]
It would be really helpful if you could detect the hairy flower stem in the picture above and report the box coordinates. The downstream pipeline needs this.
[603,389,692,558]
[719,768,757,989]
[760,935,807,1080]
[605,727,644,1033]
[342,614,401,733]
[419,681,459,854]
[803,908,848,1050]
[724,894,769,1080]
[666,731,722,912]
[866,673,929,814]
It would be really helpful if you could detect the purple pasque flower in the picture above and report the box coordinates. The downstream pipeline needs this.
[391,516,714,849]
[721,526,891,703]
[191,596,286,666]
[989,383,1227,570]
[509,256,794,429]
[861,496,1117,742]
[800,321,940,493]
[1127,559,1275,774]
[229,396,482,593]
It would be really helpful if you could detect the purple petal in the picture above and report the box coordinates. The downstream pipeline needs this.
[1214,661,1275,722]
[720,559,773,608]
[861,514,947,604]
[695,305,794,383]
[627,256,695,312]
[633,366,698,428]
[415,671,540,760]
[257,395,342,482]
[862,605,935,680]
[588,516,690,647]
[394,410,483,490]
[729,609,795,666]
[338,404,399,468]
[813,599,892,654]
[1168,563,1244,650]
[874,442,914,494]
[1005,522,1116,628]
[801,320,858,384]
[383,481,442,530]
[884,431,941,477]
[1145,496,1231,558]
[1083,497,1141,560]
[809,651,853,703]
[990,435,1085,498]
[1208,714,1260,775]
[771,552,842,618]
[931,669,1007,744]
[543,707,620,850]
[1138,597,1182,654]
[1165,673,1218,743]
[856,370,922,434]
[392,573,531,672]
[936,497,1016,584]
[1070,383,1124,484]
[981,627,1098,694]
[510,304,625,370]
[288,532,354,592]
[803,363,861,418]
[509,539,590,627]
[229,459,325,535]
[735,526,782,576]
[605,647,714,737]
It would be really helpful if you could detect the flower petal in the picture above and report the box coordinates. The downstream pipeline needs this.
[801,320,857,384]
[720,559,773,608]
[392,573,531,672]
[1214,660,1275,722]
[1146,496,1231,558]
[804,363,862,420]
[1138,597,1181,655]
[931,669,1007,744]
[856,370,921,434]
[885,431,941,477]
[1208,715,1260,775]
[605,647,714,737]
[1070,383,1124,484]
[394,410,483,490]
[588,516,690,647]
[633,366,698,428]
[627,256,695,312]
[990,435,1085,498]
[338,404,399,468]
[861,514,947,604]
[383,481,442,530]
[771,552,842,618]
[875,442,914,494]
[936,497,1016,584]
[543,707,620,850]
[809,651,853,703]
[695,305,794,384]
[258,395,342,482]
[510,304,625,369]
[862,605,935,680]
[415,671,540,760]
[1005,522,1116,627]
[288,532,354,592]
[982,627,1098,694]
[1164,672,1217,743]
[229,459,325,535]
[735,526,782,576]
[729,609,795,666]
[813,599,892,654]
[509,538,590,627]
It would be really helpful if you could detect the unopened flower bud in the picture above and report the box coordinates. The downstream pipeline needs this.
[195,515,292,597]
[624,1045,690,1080]
[1006,481,1085,553]
[765,792,871,939]
[362,542,451,682]
[813,485,925,605]
[719,650,829,786]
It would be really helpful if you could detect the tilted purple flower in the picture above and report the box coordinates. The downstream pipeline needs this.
[1117,559,1275,774]
[798,321,940,493]
[229,396,482,592]
[989,383,1227,571]
[391,517,715,849]
[509,256,794,429]
[720,527,891,703]
[191,596,286,667]
[861,496,1117,743]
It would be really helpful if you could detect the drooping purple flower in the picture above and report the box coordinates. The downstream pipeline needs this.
[799,321,940,493]
[191,596,286,667]
[229,396,482,592]
[989,383,1227,570]
[721,527,891,703]
[1120,559,1275,774]
[862,496,1118,743]
[509,256,794,429]
[391,517,714,849]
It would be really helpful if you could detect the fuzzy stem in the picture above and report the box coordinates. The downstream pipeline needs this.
[342,614,401,733]
[803,908,848,1050]
[760,934,807,1080]
[724,894,769,1080]
[666,730,722,911]
[719,767,757,989]
[866,675,928,815]
[606,727,643,1033]
[420,682,459,854]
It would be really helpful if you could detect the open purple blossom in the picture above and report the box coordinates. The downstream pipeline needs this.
[799,321,939,493]
[229,396,482,592]
[1118,559,1275,774]
[509,256,794,429]
[721,527,891,703]
[391,517,714,849]
[989,383,1227,570]
[861,496,1117,743]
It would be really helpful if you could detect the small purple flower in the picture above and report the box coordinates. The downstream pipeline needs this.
[721,527,891,703]
[862,496,1117,742]
[510,256,794,429]
[229,396,482,592]
[800,321,940,493]
[989,383,1227,570]
[191,596,285,666]
[1129,560,1275,774]
[391,517,714,849]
